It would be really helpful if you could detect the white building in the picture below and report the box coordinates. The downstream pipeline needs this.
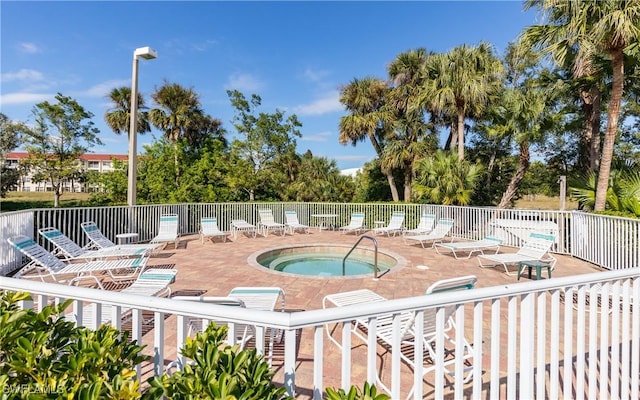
[4,152,128,193]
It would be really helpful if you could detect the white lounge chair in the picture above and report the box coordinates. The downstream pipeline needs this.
[7,235,149,288]
[80,221,161,252]
[434,236,503,259]
[373,211,405,237]
[258,209,286,237]
[477,232,557,276]
[171,296,253,346]
[403,218,454,248]
[65,268,178,328]
[150,214,180,249]
[171,287,285,368]
[338,212,366,235]
[403,213,436,236]
[230,219,257,239]
[228,286,286,357]
[39,227,151,261]
[199,217,227,244]
[323,275,477,397]
[284,210,310,234]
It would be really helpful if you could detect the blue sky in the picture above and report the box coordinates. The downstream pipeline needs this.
[1,1,539,171]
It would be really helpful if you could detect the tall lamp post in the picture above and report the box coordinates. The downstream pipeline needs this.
[127,46,157,207]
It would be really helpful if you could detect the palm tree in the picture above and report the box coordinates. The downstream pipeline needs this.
[149,82,204,183]
[420,42,504,160]
[104,87,151,137]
[522,0,640,211]
[412,150,483,205]
[384,49,436,201]
[338,77,400,201]
[495,43,561,208]
[570,161,640,217]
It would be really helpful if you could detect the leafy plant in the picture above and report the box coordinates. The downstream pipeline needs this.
[325,381,390,400]
[413,150,484,205]
[0,290,148,399]
[143,323,291,400]
[569,162,640,218]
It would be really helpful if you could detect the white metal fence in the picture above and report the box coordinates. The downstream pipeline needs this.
[1,203,640,398]
[1,268,639,399]
[3,202,638,275]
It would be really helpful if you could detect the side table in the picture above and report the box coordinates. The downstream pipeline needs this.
[517,260,552,280]
[116,232,139,245]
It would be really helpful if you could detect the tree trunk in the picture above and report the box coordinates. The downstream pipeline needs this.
[173,143,180,185]
[580,85,602,173]
[497,141,530,209]
[368,132,400,202]
[589,86,602,172]
[594,50,624,211]
[403,162,412,201]
[50,177,61,207]
[386,173,400,202]
[485,143,498,196]
[445,122,456,151]
[579,89,594,170]
[457,110,465,160]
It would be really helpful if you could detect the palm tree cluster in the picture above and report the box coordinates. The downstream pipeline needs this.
[6,1,637,210]
[339,43,503,204]
[339,0,639,210]
[521,0,640,211]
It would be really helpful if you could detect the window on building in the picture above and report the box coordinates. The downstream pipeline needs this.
[88,161,99,169]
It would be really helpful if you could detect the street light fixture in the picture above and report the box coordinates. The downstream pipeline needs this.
[127,46,157,207]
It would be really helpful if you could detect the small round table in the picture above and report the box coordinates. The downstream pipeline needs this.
[373,221,386,234]
[311,214,338,232]
[116,232,139,245]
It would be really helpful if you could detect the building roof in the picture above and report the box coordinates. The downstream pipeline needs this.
[6,152,128,162]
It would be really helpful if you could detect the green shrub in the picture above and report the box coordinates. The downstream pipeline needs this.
[143,323,291,400]
[1,291,392,399]
[325,381,390,400]
[0,291,148,399]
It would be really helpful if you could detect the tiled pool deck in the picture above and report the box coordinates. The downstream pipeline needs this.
[136,228,603,398]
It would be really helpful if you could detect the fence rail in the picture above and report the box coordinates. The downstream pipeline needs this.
[1,202,639,398]
[3,203,638,276]
[2,268,639,398]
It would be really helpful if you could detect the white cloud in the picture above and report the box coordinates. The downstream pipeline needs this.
[340,168,362,177]
[334,154,372,162]
[0,92,54,105]
[303,67,329,82]
[191,39,218,52]
[82,79,130,98]
[1,69,44,83]
[18,42,40,54]
[301,130,333,142]
[224,72,264,92]
[100,136,123,144]
[293,91,343,116]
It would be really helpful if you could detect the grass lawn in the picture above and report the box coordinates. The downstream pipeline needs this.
[515,194,578,210]
[0,191,93,212]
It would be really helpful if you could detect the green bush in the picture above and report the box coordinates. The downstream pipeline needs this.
[1,291,391,399]
[0,291,148,399]
[325,382,390,400]
[143,323,291,400]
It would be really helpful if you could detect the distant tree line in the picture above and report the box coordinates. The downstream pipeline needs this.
[1,1,638,216]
